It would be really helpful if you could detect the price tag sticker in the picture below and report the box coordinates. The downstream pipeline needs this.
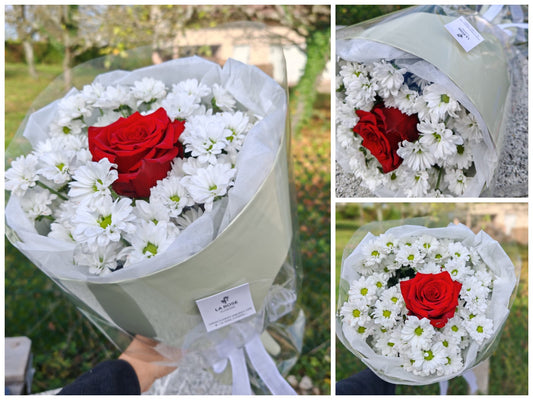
[445,16,484,52]
[196,283,256,332]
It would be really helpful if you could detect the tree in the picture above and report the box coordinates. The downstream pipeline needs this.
[31,5,105,88]
[99,5,331,136]
[5,5,39,78]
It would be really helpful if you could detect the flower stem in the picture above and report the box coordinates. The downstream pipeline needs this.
[36,181,68,201]
[435,167,444,191]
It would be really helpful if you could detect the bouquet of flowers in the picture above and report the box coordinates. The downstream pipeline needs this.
[337,222,518,385]
[5,54,302,395]
[336,5,526,197]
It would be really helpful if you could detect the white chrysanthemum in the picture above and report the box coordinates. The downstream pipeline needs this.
[439,350,464,376]
[443,143,474,170]
[370,60,406,97]
[403,170,431,197]
[59,134,89,155]
[220,111,250,149]
[345,76,378,109]
[442,316,468,346]
[417,261,443,274]
[414,235,440,255]
[52,200,78,228]
[336,101,359,129]
[401,316,435,349]
[181,163,236,211]
[414,95,432,122]
[452,110,483,143]
[37,151,73,185]
[360,239,388,267]
[423,84,461,121]
[373,299,400,329]
[81,82,106,106]
[150,176,195,218]
[393,85,420,115]
[367,272,389,295]
[19,186,57,221]
[337,125,358,150]
[378,286,405,311]
[72,197,136,251]
[464,315,494,345]
[57,93,92,121]
[172,78,210,102]
[49,118,86,136]
[181,157,208,176]
[375,328,403,357]
[121,220,179,266]
[350,155,389,192]
[74,242,123,275]
[444,169,470,196]
[132,199,167,225]
[181,115,228,164]
[460,276,490,314]
[131,77,167,107]
[373,233,398,255]
[444,257,473,281]
[340,298,371,328]
[474,267,494,287]
[395,245,424,266]
[94,85,136,111]
[161,91,201,121]
[339,61,369,86]
[397,140,436,171]
[448,241,471,266]
[410,342,448,376]
[176,206,205,229]
[5,154,40,196]
[212,83,236,111]
[418,121,463,161]
[348,277,377,304]
[68,159,118,207]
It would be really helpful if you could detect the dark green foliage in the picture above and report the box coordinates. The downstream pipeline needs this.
[290,28,330,136]
[336,5,412,27]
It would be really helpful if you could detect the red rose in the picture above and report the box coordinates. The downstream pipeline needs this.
[88,108,185,198]
[354,104,419,173]
[400,271,462,328]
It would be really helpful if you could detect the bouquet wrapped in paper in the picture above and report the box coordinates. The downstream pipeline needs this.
[336,5,527,197]
[337,220,519,386]
[5,50,303,395]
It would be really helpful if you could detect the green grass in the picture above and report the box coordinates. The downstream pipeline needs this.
[5,63,64,149]
[335,203,528,395]
[4,62,331,394]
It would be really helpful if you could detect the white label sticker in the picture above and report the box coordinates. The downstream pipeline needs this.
[445,16,484,52]
[195,283,256,332]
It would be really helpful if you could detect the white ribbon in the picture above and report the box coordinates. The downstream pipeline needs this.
[228,348,253,395]
[213,333,297,395]
[438,369,479,395]
[244,334,298,395]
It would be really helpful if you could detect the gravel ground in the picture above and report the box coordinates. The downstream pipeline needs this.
[336,49,528,198]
